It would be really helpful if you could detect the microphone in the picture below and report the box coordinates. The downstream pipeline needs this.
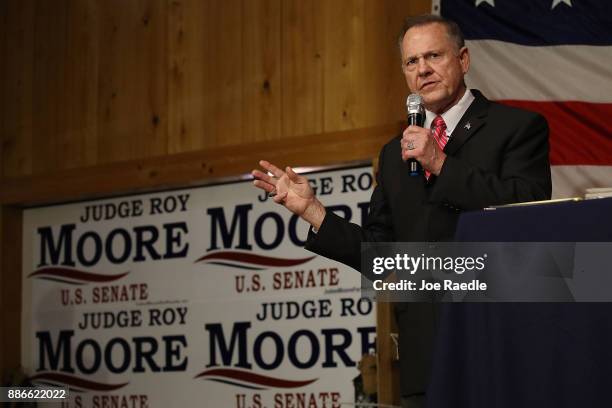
[406,93,425,176]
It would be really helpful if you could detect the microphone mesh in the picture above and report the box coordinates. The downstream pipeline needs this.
[407,93,423,108]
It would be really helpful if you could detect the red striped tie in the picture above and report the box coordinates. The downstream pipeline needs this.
[426,115,448,180]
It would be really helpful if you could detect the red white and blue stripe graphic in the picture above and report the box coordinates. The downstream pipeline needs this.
[436,0,612,198]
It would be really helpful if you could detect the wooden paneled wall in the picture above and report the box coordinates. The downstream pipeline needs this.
[0,0,431,180]
[0,206,3,377]
[0,207,21,383]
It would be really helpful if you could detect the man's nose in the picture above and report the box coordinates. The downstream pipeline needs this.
[417,58,432,76]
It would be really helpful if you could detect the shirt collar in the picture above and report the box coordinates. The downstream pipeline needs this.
[424,89,475,137]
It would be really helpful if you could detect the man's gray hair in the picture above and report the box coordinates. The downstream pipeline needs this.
[398,14,465,51]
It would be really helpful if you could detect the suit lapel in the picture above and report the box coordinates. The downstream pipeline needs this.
[444,89,490,156]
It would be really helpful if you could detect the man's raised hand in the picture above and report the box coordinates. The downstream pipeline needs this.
[252,160,326,230]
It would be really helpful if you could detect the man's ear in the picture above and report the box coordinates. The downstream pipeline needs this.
[459,46,470,74]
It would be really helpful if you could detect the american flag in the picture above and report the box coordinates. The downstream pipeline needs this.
[435,0,612,198]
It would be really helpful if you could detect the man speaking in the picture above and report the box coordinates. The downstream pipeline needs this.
[252,14,551,408]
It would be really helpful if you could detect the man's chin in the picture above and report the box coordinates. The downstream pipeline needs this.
[422,94,445,111]
[424,88,458,111]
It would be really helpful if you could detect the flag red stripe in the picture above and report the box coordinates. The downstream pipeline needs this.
[498,100,612,166]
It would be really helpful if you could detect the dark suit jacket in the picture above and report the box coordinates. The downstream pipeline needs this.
[305,90,552,395]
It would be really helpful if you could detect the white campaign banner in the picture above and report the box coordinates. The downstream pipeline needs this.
[21,164,376,408]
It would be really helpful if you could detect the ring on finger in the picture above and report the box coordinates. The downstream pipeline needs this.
[407,140,415,150]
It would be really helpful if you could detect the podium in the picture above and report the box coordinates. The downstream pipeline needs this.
[427,197,612,407]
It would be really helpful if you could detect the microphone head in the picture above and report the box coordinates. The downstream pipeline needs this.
[406,93,424,115]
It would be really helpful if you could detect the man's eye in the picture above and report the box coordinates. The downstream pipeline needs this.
[407,59,417,66]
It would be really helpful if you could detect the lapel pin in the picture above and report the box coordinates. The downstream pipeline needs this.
[464,121,472,130]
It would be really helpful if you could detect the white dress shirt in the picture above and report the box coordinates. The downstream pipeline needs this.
[424,88,475,137]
